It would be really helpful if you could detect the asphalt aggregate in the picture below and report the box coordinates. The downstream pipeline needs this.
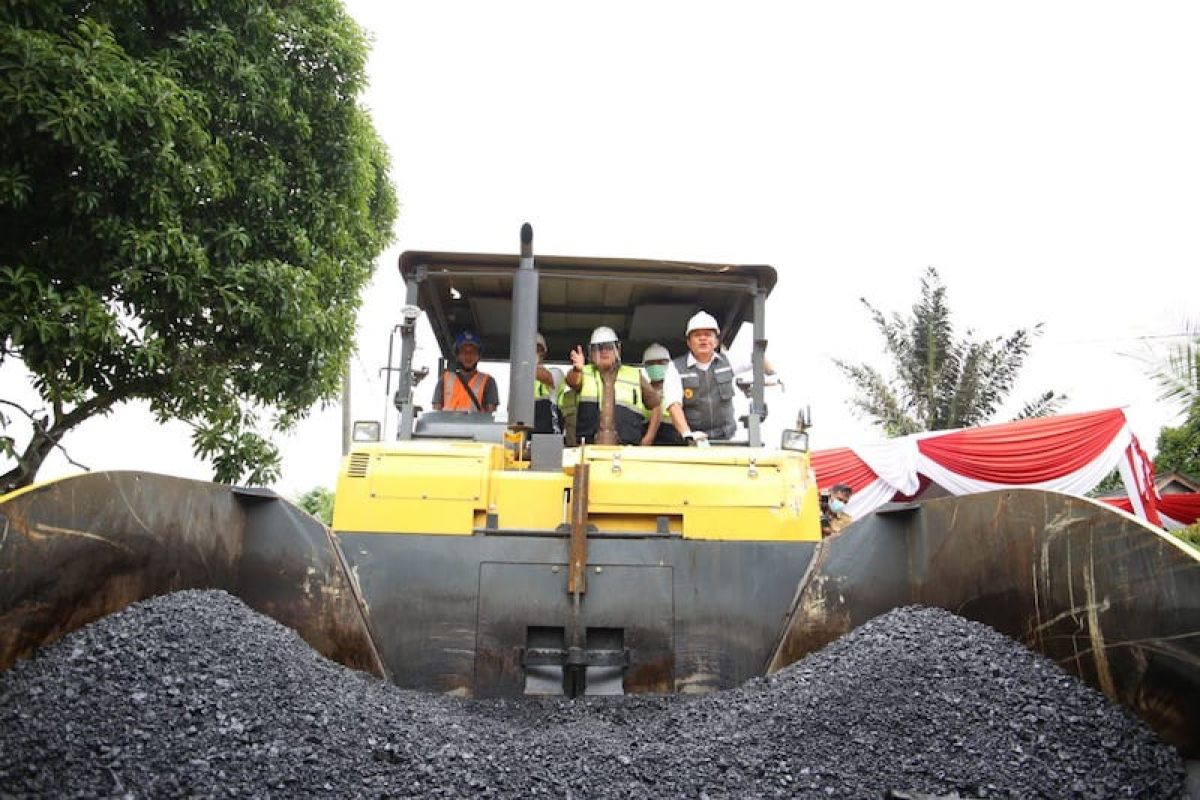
[0,590,1186,798]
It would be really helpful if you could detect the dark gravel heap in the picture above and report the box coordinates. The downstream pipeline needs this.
[0,590,1185,798]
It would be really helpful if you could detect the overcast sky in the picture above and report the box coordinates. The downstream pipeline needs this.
[9,1,1199,496]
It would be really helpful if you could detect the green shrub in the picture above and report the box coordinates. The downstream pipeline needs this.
[295,487,334,526]
[1171,521,1200,551]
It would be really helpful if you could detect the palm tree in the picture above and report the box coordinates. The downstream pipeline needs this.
[834,267,1064,436]
[1147,319,1200,480]
[1149,320,1199,417]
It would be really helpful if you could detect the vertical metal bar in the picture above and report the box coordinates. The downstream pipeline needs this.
[565,460,590,697]
[341,361,351,455]
[395,275,422,441]
[748,287,767,447]
[508,223,538,431]
[381,325,398,439]
[567,462,590,595]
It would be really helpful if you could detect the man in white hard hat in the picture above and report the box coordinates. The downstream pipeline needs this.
[640,342,684,446]
[565,326,660,445]
[663,310,776,443]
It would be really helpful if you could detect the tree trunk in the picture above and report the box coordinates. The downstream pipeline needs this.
[1,427,62,494]
[1,397,115,495]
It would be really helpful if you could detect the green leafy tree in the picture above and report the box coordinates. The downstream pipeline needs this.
[1145,320,1200,479]
[1154,403,1200,479]
[0,1,397,493]
[1087,470,1125,498]
[835,267,1065,436]
[295,485,334,526]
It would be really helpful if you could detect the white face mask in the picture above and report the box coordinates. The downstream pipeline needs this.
[829,499,847,514]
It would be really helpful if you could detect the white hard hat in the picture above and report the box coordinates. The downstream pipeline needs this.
[590,326,620,346]
[686,310,720,336]
[536,332,546,350]
[642,343,671,362]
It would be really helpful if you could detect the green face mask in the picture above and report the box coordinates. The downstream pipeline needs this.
[646,364,667,382]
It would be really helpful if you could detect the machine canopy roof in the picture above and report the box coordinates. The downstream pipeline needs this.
[399,251,778,363]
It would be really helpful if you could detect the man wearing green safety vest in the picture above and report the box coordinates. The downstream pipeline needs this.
[557,378,579,445]
[533,332,563,434]
[564,326,660,445]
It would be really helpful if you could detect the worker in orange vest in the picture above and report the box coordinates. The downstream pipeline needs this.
[431,331,499,413]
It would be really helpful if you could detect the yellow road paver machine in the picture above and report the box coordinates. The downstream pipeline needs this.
[2,225,1198,758]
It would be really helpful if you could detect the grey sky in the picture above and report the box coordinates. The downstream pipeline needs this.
[8,1,1198,494]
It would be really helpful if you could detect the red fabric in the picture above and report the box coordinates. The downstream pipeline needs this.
[1162,493,1200,525]
[811,408,1169,528]
[1104,493,1200,526]
[1125,434,1162,526]
[810,447,878,493]
[915,408,1127,483]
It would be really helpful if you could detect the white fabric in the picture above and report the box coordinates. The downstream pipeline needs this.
[828,418,1165,525]
[662,362,683,408]
[1116,443,1148,520]
[844,477,896,520]
[915,424,1131,497]
[1160,515,1189,532]
[1115,432,1161,525]
[854,437,923,497]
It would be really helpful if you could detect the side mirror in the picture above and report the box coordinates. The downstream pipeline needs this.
[352,420,382,443]
[780,429,808,452]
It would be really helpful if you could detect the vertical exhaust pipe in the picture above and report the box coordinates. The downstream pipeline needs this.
[508,223,538,432]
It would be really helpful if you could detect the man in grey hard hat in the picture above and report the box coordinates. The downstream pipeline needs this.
[533,332,563,434]
[640,342,684,446]
[663,310,776,443]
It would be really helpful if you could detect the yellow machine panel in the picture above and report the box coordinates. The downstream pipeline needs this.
[334,442,503,535]
[487,470,571,531]
[334,441,821,541]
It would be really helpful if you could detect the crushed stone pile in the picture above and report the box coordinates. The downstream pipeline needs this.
[0,590,1185,798]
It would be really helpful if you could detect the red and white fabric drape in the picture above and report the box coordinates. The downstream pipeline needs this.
[1103,493,1200,531]
[811,408,1164,526]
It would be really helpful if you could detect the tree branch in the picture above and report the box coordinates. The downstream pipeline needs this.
[0,398,41,424]
[1,395,114,493]
[52,439,90,472]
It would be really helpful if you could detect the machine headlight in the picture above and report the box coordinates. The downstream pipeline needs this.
[352,420,382,442]
[780,429,808,452]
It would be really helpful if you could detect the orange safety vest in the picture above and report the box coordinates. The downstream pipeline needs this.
[441,370,492,412]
